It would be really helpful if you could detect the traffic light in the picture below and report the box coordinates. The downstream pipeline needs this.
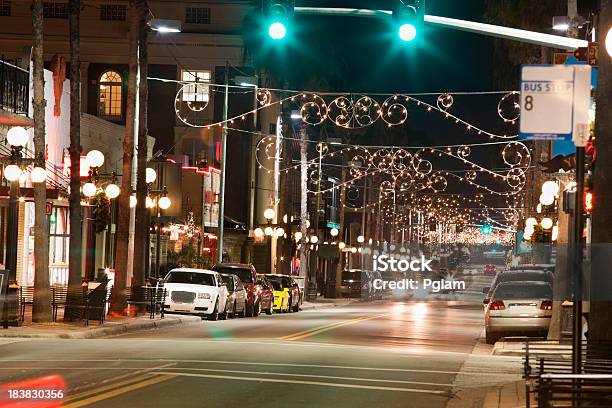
[481,223,492,235]
[584,191,593,213]
[393,0,425,42]
[263,0,294,40]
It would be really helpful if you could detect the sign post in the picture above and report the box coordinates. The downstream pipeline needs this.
[520,64,592,375]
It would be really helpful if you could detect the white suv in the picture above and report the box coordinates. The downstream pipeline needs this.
[163,268,229,321]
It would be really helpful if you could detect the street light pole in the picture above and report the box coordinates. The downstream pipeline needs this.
[216,61,229,265]
[572,146,585,374]
[5,180,19,284]
[155,200,162,279]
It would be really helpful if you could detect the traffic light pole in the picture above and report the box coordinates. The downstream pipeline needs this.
[216,62,229,265]
[572,146,585,374]
[293,7,587,50]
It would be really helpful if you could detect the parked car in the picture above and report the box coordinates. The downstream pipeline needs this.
[338,269,371,299]
[483,264,497,275]
[509,264,555,273]
[213,263,261,317]
[266,274,300,312]
[255,274,274,315]
[483,270,554,306]
[370,270,383,300]
[292,276,305,304]
[221,273,247,318]
[270,279,290,313]
[163,268,229,321]
[484,281,553,344]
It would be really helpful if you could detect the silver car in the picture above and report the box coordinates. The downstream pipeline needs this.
[484,281,553,344]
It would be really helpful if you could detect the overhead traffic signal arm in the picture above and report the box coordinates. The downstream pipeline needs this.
[292,6,587,50]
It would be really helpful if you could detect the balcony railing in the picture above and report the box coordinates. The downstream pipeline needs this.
[0,60,29,115]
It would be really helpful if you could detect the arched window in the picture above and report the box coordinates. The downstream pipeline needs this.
[98,70,122,119]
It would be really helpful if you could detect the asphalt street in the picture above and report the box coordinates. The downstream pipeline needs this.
[0,300,523,408]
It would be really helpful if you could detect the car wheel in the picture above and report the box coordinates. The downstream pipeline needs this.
[245,303,254,317]
[266,300,273,315]
[292,298,299,313]
[219,301,228,320]
[207,300,219,321]
[485,330,498,345]
[230,300,237,318]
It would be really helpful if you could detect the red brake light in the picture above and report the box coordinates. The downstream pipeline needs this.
[489,300,505,310]
[540,300,553,310]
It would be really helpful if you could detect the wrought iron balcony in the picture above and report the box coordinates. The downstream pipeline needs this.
[0,60,29,115]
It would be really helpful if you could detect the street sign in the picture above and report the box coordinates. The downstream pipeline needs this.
[520,65,592,143]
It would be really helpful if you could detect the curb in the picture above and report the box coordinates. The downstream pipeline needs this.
[0,316,202,339]
[299,300,354,311]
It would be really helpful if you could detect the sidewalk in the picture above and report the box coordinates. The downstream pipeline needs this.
[0,314,201,339]
[447,330,531,408]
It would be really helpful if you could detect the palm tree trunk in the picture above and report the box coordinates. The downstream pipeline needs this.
[31,0,52,323]
[589,0,612,342]
[64,0,84,322]
[132,0,148,295]
[299,127,308,288]
[109,0,138,315]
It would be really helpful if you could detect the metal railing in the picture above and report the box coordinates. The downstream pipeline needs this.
[523,339,612,407]
[0,60,29,115]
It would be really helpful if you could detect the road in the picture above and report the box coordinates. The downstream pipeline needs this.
[0,300,523,407]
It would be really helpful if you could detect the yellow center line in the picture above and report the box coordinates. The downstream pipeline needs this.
[62,373,158,403]
[280,314,389,341]
[62,374,176,408]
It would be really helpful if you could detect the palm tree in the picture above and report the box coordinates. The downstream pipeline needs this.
[64,0,84,321]
[109,0,138,315]
[132,0,149,302]
[31,0,52,322]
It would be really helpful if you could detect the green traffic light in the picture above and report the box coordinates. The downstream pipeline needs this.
[398,23,417,42]
[268,21,287,40]
[481,225,492,235]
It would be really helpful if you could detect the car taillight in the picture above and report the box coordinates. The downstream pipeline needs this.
[540,301,553,310]
[489,301,505,310]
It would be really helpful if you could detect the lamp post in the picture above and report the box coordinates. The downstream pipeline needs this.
[147,181,171,279]
[1,126,46,327]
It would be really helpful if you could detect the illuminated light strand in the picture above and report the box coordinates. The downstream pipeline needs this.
[178,90,518,140]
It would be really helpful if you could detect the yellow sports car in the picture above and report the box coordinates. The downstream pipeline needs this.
[271,280,290,312]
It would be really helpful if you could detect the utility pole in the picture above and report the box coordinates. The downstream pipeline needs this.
[216,62,229,265]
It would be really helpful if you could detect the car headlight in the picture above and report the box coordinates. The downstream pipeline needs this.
[197,293,211,300]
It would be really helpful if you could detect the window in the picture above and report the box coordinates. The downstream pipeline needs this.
[49,207,69,265]
[181,70,210,103]
[98,70,122,119]
[43,2,68,18]
[185,7,210,24]
[0,0,11,16]
[100,4,126,21]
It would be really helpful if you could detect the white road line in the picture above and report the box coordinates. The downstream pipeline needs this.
[150,371,448,395]
[0,359,510,376]
[16,338,508,359]
[0,366,453,387]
